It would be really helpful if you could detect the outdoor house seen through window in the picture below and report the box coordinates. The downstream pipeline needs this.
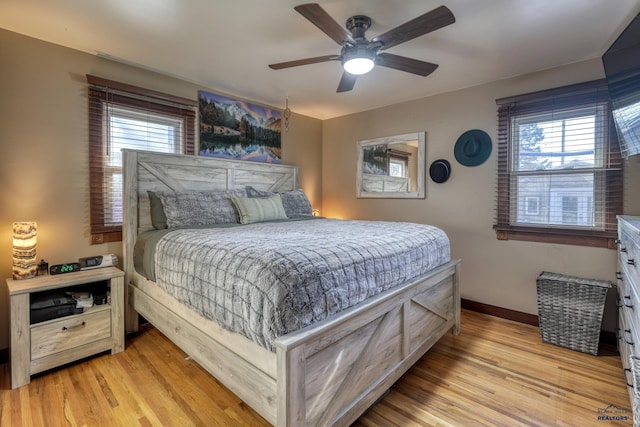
[88,75,196,243]
[495,80,623,248]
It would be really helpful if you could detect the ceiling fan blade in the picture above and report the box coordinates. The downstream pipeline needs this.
[373,5,455,51]
[337,72,357,92]
[269,55,340,70]
[376,53,438,76]
[295,3,355,46]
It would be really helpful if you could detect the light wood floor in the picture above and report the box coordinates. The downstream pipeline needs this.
[0,310,632,426]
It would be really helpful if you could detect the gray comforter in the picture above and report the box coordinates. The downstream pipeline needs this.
[144,218,450,351]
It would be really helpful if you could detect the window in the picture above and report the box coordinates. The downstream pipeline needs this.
[524,196,540,216]
[389,159,406,177]
[495,80,623,248]
[387,149,410,178]
[88,76,196,243]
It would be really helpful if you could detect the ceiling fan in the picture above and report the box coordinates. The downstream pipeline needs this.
[269,3,456,93]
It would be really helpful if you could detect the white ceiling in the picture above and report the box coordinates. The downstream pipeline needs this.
[1,0,639,119]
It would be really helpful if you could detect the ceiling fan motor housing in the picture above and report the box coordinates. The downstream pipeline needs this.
[346,15,371,41]
[342,14,381,72]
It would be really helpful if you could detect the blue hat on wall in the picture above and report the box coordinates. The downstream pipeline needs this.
[454,129,492,167]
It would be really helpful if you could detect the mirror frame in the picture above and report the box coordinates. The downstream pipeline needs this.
[356,131,426,199]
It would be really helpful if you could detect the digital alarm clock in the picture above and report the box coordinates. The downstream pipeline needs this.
[79,254,117,270]
[49,262,81,275]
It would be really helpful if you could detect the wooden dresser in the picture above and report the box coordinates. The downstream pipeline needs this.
[617,215,640,418]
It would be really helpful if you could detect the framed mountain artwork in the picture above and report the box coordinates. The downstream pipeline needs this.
[198,90,282,163]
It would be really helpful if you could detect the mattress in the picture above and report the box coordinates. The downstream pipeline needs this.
[135,218,450,351]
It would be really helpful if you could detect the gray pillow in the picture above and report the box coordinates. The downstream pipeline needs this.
[230,194,288,224]
[148,191,168,229]
[157,189,247,228]
[245,186,313,217]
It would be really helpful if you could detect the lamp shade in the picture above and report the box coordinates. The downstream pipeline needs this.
[12,222,37,279]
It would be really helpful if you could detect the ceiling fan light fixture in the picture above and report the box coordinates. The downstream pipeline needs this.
[342,47,375,75]
[343,57,374,75]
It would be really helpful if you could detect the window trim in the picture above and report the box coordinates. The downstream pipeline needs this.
[87,75,197,244]
[494,79,623,249]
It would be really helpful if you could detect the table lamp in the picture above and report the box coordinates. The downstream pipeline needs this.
[12,221,37,279]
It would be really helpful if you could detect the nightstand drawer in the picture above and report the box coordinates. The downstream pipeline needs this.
[31,309,112,360]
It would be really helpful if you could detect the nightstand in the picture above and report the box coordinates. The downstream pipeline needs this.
[6,266,124,389]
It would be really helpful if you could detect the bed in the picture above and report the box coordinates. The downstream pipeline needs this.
[122,149,461,427]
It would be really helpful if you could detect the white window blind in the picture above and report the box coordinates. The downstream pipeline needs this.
[87,75,196,243]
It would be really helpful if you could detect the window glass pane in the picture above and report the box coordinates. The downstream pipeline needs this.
[108,106,183,167]
[389,159,405,177]
[105,170,122,226]
[514,173,594,227]
[104,105,184,225]
[514,112,597,172]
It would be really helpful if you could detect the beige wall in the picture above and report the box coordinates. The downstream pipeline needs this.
[0,29,323,350]
[3,27,639,352]
[323,58,640,331]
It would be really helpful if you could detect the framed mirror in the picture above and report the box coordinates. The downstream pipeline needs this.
[356,132,425,198]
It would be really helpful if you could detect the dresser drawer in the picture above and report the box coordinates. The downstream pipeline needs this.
[619,309,636,412]
[619,268,640,352]
[617,216,640,422]
[31,309,112,360]
[620,301,640,357]
[620,228,640,291]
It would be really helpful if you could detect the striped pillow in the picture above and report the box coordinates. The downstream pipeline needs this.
[231,194,288,224]
[245,186,313,217]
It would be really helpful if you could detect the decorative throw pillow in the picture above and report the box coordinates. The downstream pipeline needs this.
[230,194,288,224]
[245,186,313,217]
[148,191,168,229]
[157,189,247,228]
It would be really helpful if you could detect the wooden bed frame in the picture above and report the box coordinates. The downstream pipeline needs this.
[122,149,461,426]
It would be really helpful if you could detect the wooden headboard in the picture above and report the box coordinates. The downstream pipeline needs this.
[122,150,299,234]
[121,149,300,323]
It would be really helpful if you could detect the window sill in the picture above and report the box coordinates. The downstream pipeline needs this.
[493,225,617,249]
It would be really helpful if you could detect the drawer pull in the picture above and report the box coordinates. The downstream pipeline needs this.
[621,247,628,253]
[624,329,635,345]
[616,271,623,281]
[617,297,623,309]
[624,368,634,388]
[628,258,636,266]
[624,295,634,309]
[62,321,86,331]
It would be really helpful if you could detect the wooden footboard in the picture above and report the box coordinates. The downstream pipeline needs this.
[129,260,459,426]
[276,260,460,427]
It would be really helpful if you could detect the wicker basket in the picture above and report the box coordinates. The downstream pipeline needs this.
[536,271,611,355]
